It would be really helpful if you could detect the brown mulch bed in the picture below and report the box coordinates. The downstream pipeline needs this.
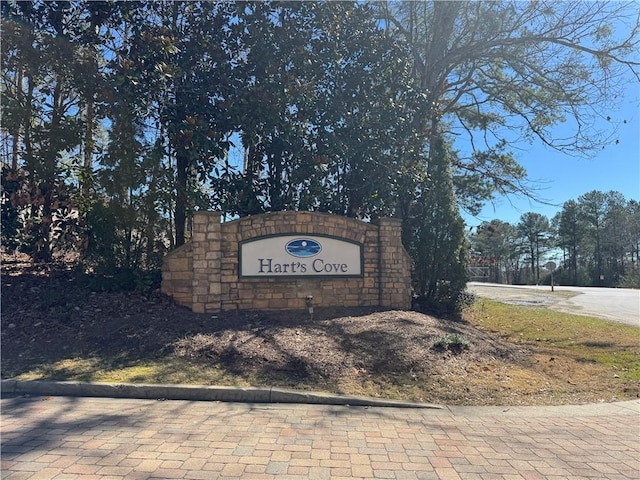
[4,253,633,406]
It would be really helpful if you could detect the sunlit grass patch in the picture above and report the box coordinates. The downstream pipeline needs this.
[467,299,640,383]
[12,357,253,387]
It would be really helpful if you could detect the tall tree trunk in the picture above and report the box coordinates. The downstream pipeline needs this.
[82,97,95,196]
[37,80,64,263]
[535,238,540,282]
[11,128,20,171]
[174,150,188,247]
[11,68,24,170]
[239,140,263,216]
[171,1,188,248]
[23,74,34,167]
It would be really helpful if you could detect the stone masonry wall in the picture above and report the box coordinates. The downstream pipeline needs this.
[161,211,411,312]
[160,242,193,308]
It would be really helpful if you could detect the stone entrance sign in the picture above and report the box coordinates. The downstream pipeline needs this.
[161,211,411,312]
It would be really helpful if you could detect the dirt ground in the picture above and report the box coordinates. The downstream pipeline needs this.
[1,256,637,406]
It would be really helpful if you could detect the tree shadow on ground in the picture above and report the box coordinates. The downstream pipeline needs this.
[2,269,526,403]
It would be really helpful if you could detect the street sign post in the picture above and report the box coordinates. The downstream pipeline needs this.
[545,261,557,291]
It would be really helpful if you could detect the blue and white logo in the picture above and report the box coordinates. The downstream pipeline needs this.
[285,238,322,258]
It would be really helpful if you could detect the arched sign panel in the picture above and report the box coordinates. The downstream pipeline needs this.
[239,234,363,278]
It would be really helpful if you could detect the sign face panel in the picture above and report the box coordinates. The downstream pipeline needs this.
[239,235,363,277]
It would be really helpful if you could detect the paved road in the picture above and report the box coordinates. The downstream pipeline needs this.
[468,282,640,327]
[2,395,639,479]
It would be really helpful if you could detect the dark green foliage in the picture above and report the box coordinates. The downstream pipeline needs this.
[407,137,469,316]
[74,267,161,294]
[0,166,81,260]
[1,168,23,252]
[2,0,637,304]
[83,201,120,270]
[209,1,425,220]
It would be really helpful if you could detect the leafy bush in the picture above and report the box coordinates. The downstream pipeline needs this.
[432,333,470,353]
[75,267,161,294]
[412,287,475,318]
[1,167,23,253]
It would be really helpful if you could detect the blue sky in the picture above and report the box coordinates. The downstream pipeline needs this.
[462,80,640,227]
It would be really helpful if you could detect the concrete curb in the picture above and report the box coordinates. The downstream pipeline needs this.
[0,379,442,409]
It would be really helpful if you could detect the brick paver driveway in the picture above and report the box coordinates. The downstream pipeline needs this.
[2,395,639,479]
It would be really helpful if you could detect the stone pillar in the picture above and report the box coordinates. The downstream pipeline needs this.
[192,211,222,312]
[377,218,412,309]
[160,243,193,308]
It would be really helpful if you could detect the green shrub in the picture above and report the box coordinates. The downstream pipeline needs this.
[432,333,470,353]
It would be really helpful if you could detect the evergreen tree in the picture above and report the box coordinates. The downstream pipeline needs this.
[517,213,551,283]
[410,136,468,314]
